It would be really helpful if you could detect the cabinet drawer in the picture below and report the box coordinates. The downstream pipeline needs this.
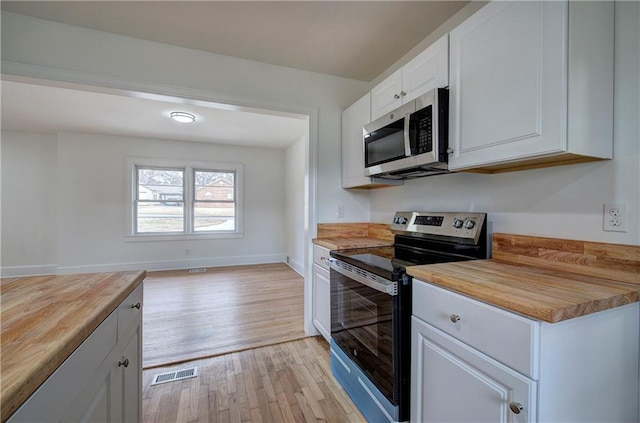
[412,279,539,378]
[117,284,143,341]
[313,245,331,270]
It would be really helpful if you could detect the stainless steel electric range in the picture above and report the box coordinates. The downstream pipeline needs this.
[328,211,488,423]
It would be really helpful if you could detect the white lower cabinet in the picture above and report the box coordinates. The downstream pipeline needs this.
[312,245,331,341]
[412,317,536,423]
[8,284,143,423]
[411,279,640,423]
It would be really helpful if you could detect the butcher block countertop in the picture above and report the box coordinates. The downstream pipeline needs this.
[313,237,393,250]
[0,270,146,421]
[313,222,394,250]
[407,233,640,323]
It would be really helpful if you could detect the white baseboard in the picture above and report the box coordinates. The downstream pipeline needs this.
[2,255,288,276]
[286,256,305,276]
[0,264,59,278]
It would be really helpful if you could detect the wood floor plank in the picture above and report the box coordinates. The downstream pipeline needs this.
[143,337,366,423]
[143,263,306,368]
[142,263,366,422]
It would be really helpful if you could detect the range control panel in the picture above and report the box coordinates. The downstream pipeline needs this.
[391,211,486,244]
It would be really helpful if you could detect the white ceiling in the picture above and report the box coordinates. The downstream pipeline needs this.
[1,80,309,148]
[1,1,468,82]
[0,1,468,148]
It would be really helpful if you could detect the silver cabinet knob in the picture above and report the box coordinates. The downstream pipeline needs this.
[132,302,141,309]
[450,314,461,323]
[118,358,130,368]
[509,402,523,414]
[393,93,400,100]
[400,91,407,97]
[446,148,454,154]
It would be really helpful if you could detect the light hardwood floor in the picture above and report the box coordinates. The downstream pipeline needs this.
[143,263,307,368]
[142,337,366,423]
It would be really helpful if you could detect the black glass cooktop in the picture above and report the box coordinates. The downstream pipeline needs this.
[330,241,485,281]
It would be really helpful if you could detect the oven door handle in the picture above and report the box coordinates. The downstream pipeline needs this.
[328,258,397,296]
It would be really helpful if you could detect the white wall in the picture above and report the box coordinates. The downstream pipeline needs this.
[1,131,291,275]
[0,11,372,228]
[285,135,307,275]
[1,132,58,274]
[369,1,640,246]
[0,10,371,335]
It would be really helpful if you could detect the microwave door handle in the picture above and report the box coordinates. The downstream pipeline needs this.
[404,113,412,156]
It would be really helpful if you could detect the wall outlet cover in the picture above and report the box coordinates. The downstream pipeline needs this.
[603,202,628,232]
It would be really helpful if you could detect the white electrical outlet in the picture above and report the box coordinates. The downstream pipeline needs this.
[336,204,345,218]
[603,202,628,232]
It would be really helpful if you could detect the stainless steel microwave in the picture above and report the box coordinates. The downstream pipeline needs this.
[364,88,449,180]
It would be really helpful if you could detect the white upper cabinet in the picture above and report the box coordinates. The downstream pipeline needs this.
[370,69,403,121]
[342,93,372,188]
[341,93,402,188]
[448,1,614,172]
[371,34,449,121]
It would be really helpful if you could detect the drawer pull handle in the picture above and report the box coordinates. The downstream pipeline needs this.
[118,358,130,368]
[509,402,523,414]
[132,302,141,310]
[449,314,461,323]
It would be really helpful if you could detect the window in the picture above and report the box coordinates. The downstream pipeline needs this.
[127,158,243,239]
[136,167,185,233]
[193,170,236,232]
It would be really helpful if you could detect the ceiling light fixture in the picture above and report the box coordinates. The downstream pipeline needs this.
[170,111,196,123]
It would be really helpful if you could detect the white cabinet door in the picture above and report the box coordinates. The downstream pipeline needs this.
[119,325,141,423]
[342,93,371,188]
[61,346,120,423]
[371,34,449,121]
[448,1,567,170]
[370,69,402,121]
[312,263,331,342]
[412,317,536,423]
[402,34,449,104]
[448,1,613,172]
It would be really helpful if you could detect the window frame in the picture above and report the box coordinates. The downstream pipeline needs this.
[125,157,243,241]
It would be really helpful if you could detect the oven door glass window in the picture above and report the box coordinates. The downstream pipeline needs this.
[331,269,395,402]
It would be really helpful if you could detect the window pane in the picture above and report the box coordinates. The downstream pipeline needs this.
[194,201,235,231]
[194,171,234,201]
[137,201,184,233]
[137,167,184,233]
[137,168,184,201]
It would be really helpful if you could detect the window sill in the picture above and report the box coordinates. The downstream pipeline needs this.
[124,232,244,242]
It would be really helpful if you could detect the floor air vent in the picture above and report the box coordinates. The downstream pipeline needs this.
[151,367,198,386]
[188,268,207,273]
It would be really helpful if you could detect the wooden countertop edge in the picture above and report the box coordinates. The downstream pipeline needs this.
[407,263,639,324]
[1,270,146,422]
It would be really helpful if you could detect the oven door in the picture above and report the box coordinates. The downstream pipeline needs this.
[328,258,398,404]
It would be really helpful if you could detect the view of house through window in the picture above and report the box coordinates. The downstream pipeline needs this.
[135,166,238,234]
[136,167,185,233]
[194,170,236,231]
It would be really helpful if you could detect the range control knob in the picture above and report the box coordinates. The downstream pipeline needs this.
[394,216,408,225]
[453,218,464,229]
[464,219,476,229]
